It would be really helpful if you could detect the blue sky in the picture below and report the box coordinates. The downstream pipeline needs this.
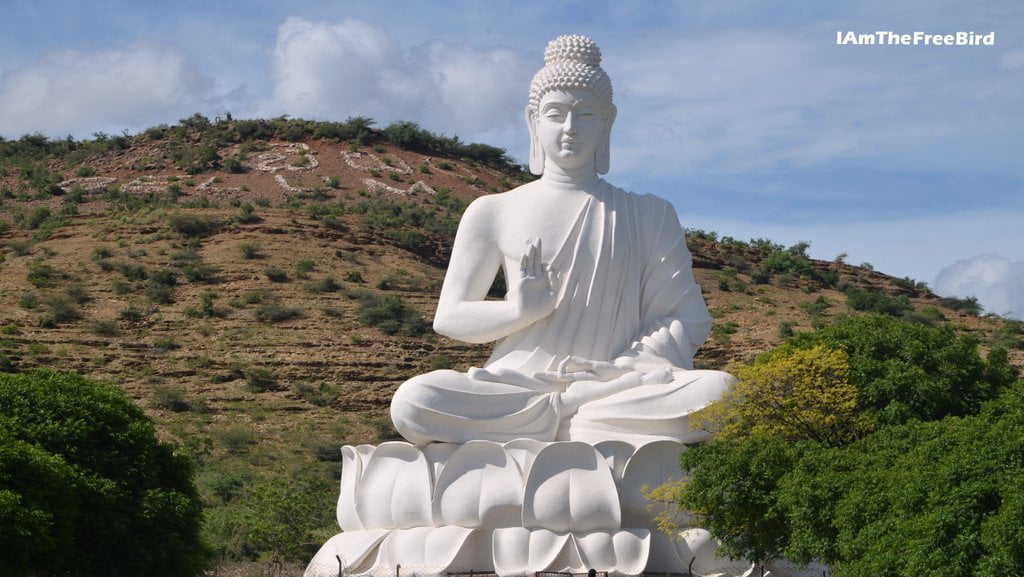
[2,0,1022,317]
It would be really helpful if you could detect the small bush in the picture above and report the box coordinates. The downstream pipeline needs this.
[353,291,427,336]
[91,246,114,261]
[167,214,223,238]
[711,321,739,344]
[344,270,365,283]
[151,268,178,288]
[264,267,288,282]
[235,203,262,224]
[305,276,341,293]
[294,259,316,279]
[38,295,82,327]
[254,303,302,323]
[153,385,191,412]
[152,337,181,352]
[430,355,452,370]
[223,156,247,174]
[147,272,177,304]
[116,262,148,281]
[244,367,277,392]
[292,381,338,407]
[64,283,90,304]
[213,425,256,454]
[185,291,221,318]
[845,286,912,317]
[91,320,120,337]
[778,320,797,339]
[181,263,219,283]
[19,292,40,309]
[119,306,145,322]
[8,240,32,256]
[26,261,63,288]
[239,242,262,259]
[936,295,983,316]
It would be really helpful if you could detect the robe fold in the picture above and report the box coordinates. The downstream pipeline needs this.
[391,181,731,446]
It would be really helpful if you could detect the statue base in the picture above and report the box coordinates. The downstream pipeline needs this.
[304,440,753,577]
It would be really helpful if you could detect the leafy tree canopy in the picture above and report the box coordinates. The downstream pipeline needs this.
[0,370,211,577]
[668,315,1023,576]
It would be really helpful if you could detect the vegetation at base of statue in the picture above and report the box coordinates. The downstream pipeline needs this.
[0,370,212,577]
[651,314,1024,577]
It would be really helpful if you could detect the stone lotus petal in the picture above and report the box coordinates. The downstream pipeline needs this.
[492,528,649,577]
[594,440,637,487]
[356,442,433,529]
[492,527,567,576]
[620,440,691,527]
[576,529,650,576]
[423,442,458,483]
[523,442,621,532]
[376,526,480,573]
[432,440,524,528]
[304,529,390,577]
[503,437,546,481]
[337,444,374,531]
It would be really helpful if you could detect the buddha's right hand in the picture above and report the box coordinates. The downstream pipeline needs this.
[510,238,559,322]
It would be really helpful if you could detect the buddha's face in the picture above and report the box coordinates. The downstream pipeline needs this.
[536,88,603,172]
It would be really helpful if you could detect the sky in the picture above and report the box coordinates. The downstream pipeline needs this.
[1,0,1022,318]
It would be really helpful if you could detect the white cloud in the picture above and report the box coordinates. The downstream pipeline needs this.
[0,42,213,138]
[262,17,533,148]
[934,254,1024,319]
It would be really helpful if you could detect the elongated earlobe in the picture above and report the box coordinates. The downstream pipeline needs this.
[595,103,616,175]
[525,106,545,175]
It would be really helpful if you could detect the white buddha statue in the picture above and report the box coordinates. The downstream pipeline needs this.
[305,35,747,577]
[390,34,733,447]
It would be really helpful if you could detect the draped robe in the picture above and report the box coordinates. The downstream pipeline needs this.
[391,181,732,445]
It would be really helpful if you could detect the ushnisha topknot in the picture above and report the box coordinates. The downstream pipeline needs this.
[528,34,613,114]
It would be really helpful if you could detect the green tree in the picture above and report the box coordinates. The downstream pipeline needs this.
[204,465,336,565]
[0,370,212,577]
[780,382,1024,576]
[674,435,800,564]
[787,314,1014,425]
[666,315,1021,575]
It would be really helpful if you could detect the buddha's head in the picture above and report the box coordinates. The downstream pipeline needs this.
[526,35,617,176]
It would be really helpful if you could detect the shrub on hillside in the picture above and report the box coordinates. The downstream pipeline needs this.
[844,286,912,317]
[254,303,302,323]
[167,214,224,238]
[264,266,289,282]
[936,294,983,316]
[353,290,427,336]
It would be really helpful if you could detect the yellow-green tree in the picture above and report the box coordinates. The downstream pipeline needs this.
[695,344,871,447]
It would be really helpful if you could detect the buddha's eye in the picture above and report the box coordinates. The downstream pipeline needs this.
[542,105,568,122]
[577,107,596,119]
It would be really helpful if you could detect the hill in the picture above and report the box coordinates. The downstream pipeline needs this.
[1,115,1021,564]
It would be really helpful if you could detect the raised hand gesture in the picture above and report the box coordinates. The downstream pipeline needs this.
[510,238,559,323]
